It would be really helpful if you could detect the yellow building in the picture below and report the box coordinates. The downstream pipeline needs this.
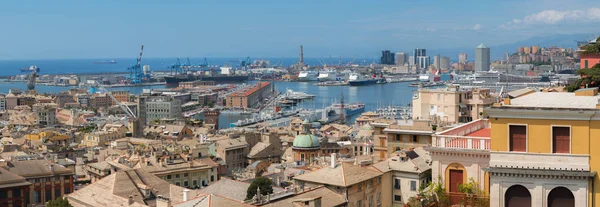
[372,119,436,161]
[25,130,71,146]
[485,88,599,207]
[83,124,128,147]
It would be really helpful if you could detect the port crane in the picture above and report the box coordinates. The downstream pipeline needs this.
[91,82,142,136]
[169,58,210,75]
[127,45,145,84]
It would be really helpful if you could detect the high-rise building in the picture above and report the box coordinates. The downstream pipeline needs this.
[395,52,408,65]
[458,53,468,64]
[413,48,426,65]
[417,56,431,70]
[433,54,441,69]
[440,56,450,69]
[524,47,531,54]
[409,56,415,66]
[475,43,491,71]
[532,45,540,54]
[380,50,395,65]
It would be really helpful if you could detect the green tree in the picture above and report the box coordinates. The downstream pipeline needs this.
[457,178,489,207]
[565,63,600,92]
[46,197,73,207]
[245,177,273,200]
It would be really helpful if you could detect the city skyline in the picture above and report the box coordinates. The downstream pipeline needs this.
[0,0,599,60]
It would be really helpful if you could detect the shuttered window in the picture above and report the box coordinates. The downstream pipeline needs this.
[552,127,570,153]
[509,125,527,152]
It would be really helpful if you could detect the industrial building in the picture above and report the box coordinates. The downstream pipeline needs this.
[226,82,272,109]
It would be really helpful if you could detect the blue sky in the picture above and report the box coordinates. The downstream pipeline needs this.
[1,0,599,60]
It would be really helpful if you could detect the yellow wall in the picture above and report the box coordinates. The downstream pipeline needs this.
[490,118,590,154]
[590,121,600,207]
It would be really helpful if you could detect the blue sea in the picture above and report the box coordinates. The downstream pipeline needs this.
[0,57,364,77]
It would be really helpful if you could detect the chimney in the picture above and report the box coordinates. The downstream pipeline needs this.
[128,195,134,205]
[182,189,190,202]
[156,195,171,207]
[330,153,336,168]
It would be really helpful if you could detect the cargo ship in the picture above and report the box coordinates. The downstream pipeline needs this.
[20,65,40,72]
[163,74,249,86]
[331,102,365,116]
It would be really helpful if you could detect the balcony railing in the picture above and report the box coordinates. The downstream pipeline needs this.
[432,136,490,150]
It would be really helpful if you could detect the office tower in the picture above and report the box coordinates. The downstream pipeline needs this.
[395,52,408,65]
[417,56,431,69]
[440,56,450,69]
[380,50,395,65]
[459,53,468,64]
[433,54,441,69]
[409,56,415,66]
[413,48,426,65]
[475,43,491,71]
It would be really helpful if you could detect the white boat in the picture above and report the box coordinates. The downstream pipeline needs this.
[348,72,359,81]
[298,70,318,81]
[317,70,339,82]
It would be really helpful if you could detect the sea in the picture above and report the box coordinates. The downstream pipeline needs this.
[0,58,416,128]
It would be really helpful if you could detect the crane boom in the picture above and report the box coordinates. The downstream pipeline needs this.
[137,45,144,69]
[94,84,137,119]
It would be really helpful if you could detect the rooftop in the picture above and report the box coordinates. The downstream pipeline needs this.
[263,186,346,207]
[5,160,73,177]
[198,178,284,202]
[173,193,255,207]
[507,92,600,109]
[293,162,382,187]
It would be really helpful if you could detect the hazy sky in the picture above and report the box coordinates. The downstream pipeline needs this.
[1,0,599,59]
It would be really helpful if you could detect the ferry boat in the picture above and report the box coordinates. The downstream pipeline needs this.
[298,70,318,81]
[92,60,117,64]
[348,74,383,86]
[20,65,40,73]
[317,70,339,82]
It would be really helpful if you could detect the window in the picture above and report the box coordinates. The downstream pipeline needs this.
[369,195,373,207]
[412,135,418,143]
[45,189,52,202]
[33,191,41,203]
[175,182,181,186]
[357,183,362,191]
[184,173,189,177]
[369,180,373,188]
[211,175,214,182]
[395,134,400,141]
[509,125,527,152]
[357,200,362,207]
[377,193,381,206]
[55,189,61,199]
[184,181,189,187]
[394,178,401,189]
[167,175,172,179]
[394,195,402,201]
[585,60,589,68]
[552,126,570,153]
[13,189,21,197]
[175,174,180,178]
[377,177,381,184]
[410,180,417,191]
[64,187,71,194]
[0,190,6,199]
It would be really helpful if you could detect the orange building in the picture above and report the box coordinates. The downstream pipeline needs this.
[581,54,600,69]
[226,82,272,109]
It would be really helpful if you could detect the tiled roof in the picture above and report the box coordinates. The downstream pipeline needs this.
[0,167,31,189]
[293,162,382,187]
[6,160,73,177]
[263,186,346,207]
[198,178,283,202]
[174,193,255,207]
[228,82,270,97]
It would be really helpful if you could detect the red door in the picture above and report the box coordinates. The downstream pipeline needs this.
[449,169,463,192]
[552,127,570,153]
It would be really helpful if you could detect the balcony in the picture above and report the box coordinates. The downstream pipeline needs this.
[431,119,490,150]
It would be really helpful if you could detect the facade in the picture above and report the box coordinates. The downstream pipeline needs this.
[459,53,468,64]
[475,43,491,71]
[0,167,31,207]
[90,93,112,109]
[395,52,408,66]
[426,119,491,204]
[485,89,600,207]
[417,56,431,70]
[145,95,182,122]
[581,53,600,69]
[226,82,272,109]
[294,161,384,207]
[141,156,219,189]
[413,48,426,65]
[215,137,250,175]
[440,56,451,69]
[380,50,395,65]
[32,103,57,126]
[433,54,441,69]
[0,94,5,111]
[74,93,90,107]
[2,160,74,206]
[412,85,494,125]
[179,80,216,89]
[373,147,432,206]
[83,125,128,147]
[53,92,76,108]
[109,90,130,104]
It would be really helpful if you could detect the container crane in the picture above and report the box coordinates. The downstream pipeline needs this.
[127,45,145,84]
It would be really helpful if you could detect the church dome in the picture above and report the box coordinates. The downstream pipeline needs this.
[292,134,320,149]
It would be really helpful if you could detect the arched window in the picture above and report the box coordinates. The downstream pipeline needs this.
[505,185,531,207]
[548,187,574,207]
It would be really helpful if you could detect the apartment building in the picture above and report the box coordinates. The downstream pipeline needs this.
[32,103,58,126]
[89,93,112,109]
[0,167,31,207]
[372,119,436,161]
[215,137,250,175]
[109,90,130,104]
[412,85,494,125]
[145,95,182,123]
[140,154,219,189]
[83,124,128,147]
[485,88,600,207]
[226,82,272,109]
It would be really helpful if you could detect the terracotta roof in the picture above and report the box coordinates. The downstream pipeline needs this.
[174,193,256,207]
[263,186,346,207]
[228,82,270,97]
[293,162,382,187]
[0,167,31,189]
[198,178,284,202]
[5,160,73,177]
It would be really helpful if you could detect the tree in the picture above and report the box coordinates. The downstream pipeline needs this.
[46,197,73,207]
[457,178,489,207]
[245,177,273,200]
[565,63,600,92]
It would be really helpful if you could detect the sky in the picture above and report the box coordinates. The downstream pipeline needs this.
[0,0,599,60]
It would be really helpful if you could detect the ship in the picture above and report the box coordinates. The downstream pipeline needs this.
[164,74,249,86]
[92,60,117,64]
[20,65,40,73]
[297,70,318,81]
[348,73,383,86]
[317,70,339,82]
[332,102,365,116]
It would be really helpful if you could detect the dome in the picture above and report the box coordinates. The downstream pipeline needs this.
[292,134,320,149]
